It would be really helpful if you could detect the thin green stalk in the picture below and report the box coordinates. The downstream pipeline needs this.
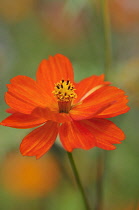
[100,0,112,78]
[94,152,104,210]
[94,1,113,210]
[67,152,91,210]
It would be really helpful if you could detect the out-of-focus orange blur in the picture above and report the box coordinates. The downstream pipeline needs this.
[38,1,89,43]
[1,151,61,198]
[0,0,35,23]
[109,0,139,31]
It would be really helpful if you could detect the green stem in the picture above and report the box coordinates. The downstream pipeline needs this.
[94,1,113,210]
[100,0,112,78]
[94,152,104,210]
[67,152,91,210]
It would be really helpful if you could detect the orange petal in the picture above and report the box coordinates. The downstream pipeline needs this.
[36,54,74,97]
[5,75,52,114]
[95,101,130,118]
[70,100,115,120]
[5,92,36,114]
[59,120,96,152]
[32,107,72,123]
[88,86,130,118]
[1,106,71,128]
[71,85,129,120]
[6,108,17,114]
[82,118,125,150]
[1,111,47,129]
[20,121,58,159]
[74,74,110,103]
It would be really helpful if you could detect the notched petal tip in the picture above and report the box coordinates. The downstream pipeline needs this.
[59,121,96,151]
[97,143,117,150]
[36,54,74,99]
[5,76,52,114]
[20,121,58,158]
[82,118,126,150]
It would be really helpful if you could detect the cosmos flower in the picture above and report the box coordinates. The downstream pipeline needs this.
[0,54,130,158]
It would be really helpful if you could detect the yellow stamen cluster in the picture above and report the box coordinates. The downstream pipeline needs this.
[53,80,77,113]
[53,80,77,102]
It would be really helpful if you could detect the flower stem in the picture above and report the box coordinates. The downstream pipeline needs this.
[94,151,107,210]
[100,0,112,78]
[67,152,91,210]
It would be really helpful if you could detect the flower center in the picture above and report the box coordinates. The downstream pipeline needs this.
[53,80,77,113]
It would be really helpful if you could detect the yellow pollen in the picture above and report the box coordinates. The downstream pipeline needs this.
[53,80,77,102]
[53,80,77,113]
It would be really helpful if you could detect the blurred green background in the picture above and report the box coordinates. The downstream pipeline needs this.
[0,0,139,210]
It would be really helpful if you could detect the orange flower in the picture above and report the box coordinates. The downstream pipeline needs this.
[0,54,130,158]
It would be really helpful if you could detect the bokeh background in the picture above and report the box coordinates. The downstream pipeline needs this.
[0,0,139,210]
